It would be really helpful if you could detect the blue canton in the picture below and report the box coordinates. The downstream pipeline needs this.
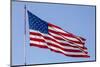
[27,10,48,34]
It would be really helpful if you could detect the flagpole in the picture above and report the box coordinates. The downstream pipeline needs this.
[24,5,27,66]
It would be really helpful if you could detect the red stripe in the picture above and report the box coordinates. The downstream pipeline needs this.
[82,47,87,50]
[66,39,85,44]
[50,49,90,58]
[30,43,48,48]
[59,42,87,50]
[60,41,87,50]
[48,23,62,29]
[30,32,41,36]
[30,37,45,42]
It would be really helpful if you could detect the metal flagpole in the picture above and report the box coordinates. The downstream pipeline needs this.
[24,5,27,66]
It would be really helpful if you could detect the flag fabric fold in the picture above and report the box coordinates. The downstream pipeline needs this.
[27,10,90,58]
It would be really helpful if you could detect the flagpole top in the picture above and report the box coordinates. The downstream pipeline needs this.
[24,5,27,9]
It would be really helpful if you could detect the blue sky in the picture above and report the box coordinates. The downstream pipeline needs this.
[12,1,96,66]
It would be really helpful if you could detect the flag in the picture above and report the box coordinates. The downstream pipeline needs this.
[27,10,90,58]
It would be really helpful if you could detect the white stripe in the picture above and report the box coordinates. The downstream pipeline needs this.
[48,46,87,55]
[49,26,66,33]
[30,35,43,39]
[30,40,46,46]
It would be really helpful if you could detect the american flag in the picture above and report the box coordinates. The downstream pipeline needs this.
[27,10,90,58]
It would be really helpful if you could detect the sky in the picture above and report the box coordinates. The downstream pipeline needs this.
[12,1,96,66]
